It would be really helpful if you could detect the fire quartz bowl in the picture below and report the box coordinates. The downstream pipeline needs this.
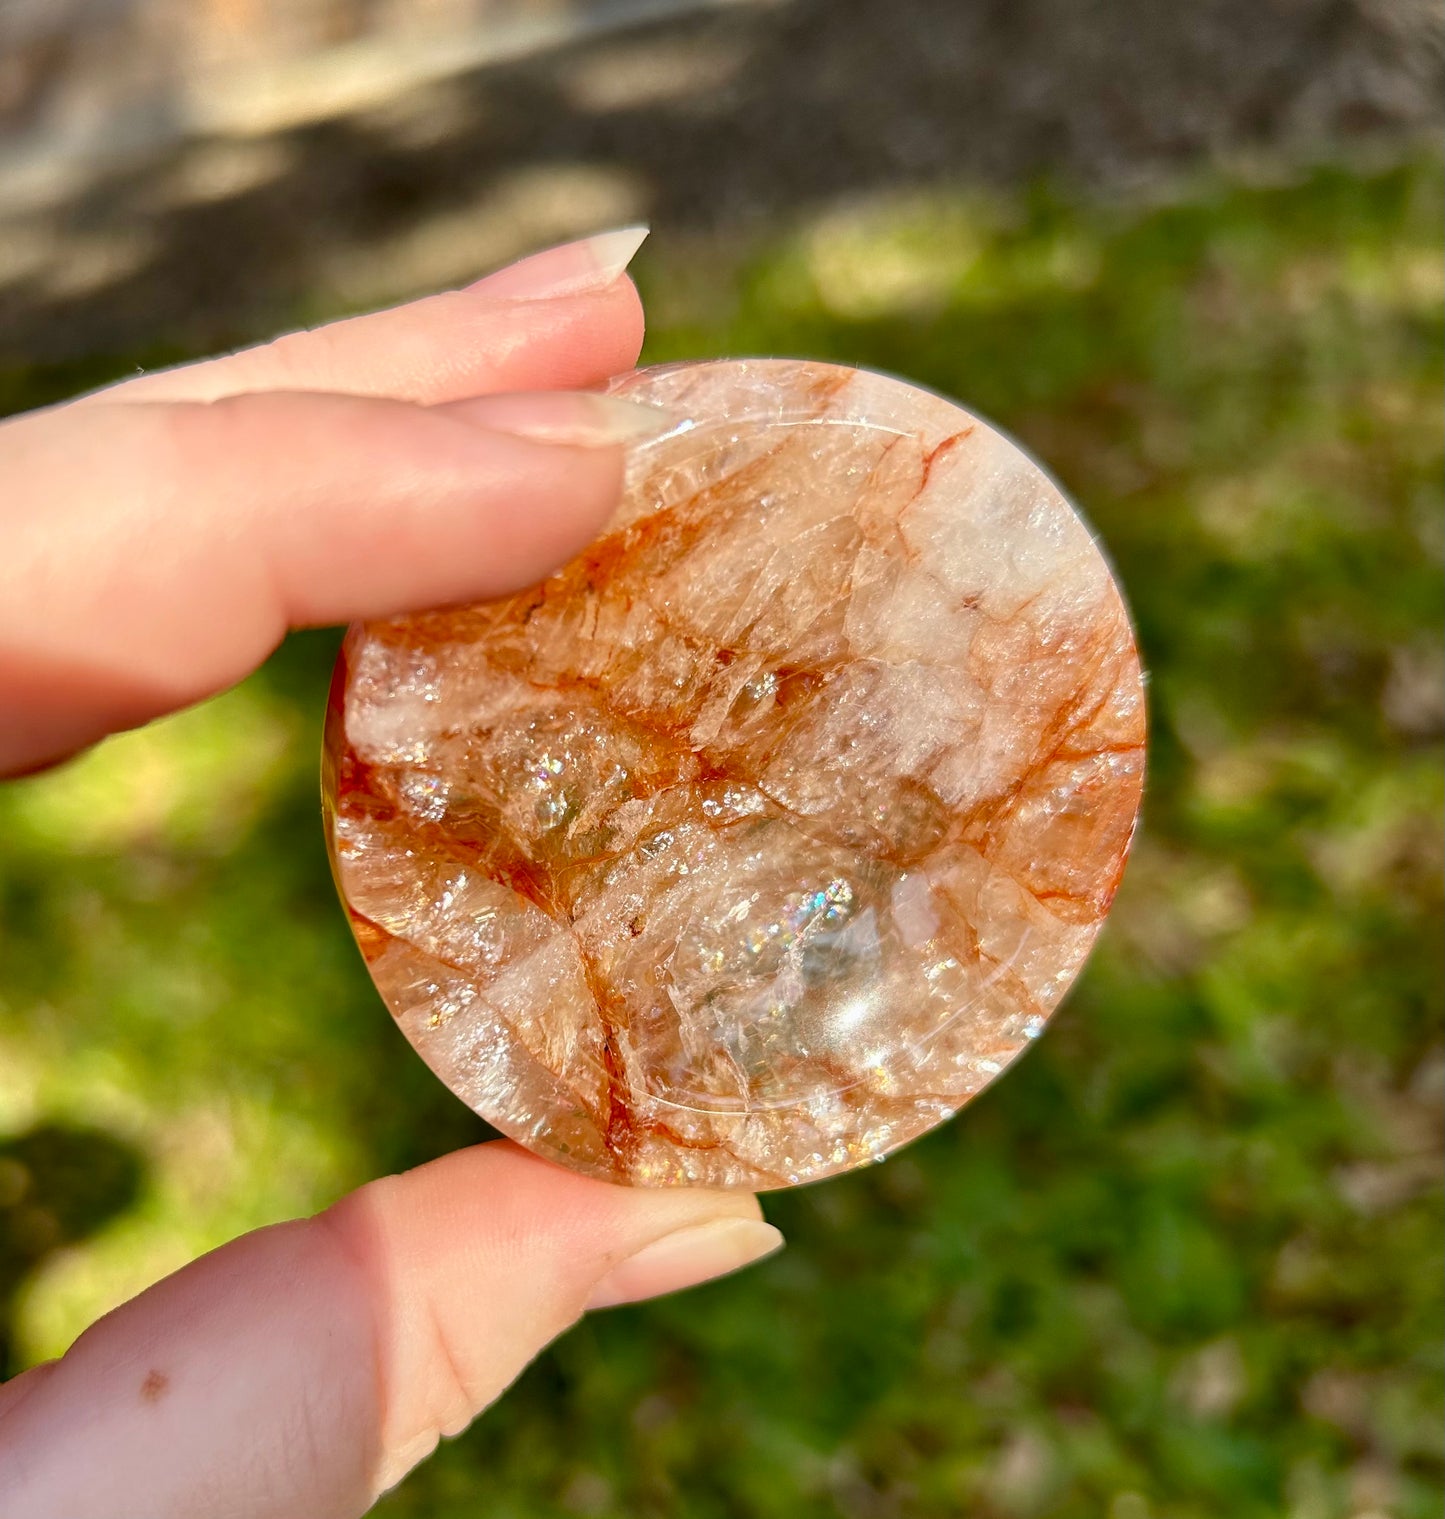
[323,358,1145,1189]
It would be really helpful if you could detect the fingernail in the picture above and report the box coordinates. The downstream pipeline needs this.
[441,390,685,446]
[470,226,650,301]
[586,1218,784,1310]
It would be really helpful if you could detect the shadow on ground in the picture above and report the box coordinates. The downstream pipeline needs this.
[0,0,1439,369]
[0,1123,145,1379]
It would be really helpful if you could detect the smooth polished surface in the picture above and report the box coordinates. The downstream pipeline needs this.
[323,359,1145,1188]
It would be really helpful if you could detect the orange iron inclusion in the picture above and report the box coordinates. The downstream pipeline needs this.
[322,359,1145,1189]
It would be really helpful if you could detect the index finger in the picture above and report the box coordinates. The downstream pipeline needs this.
[0,385,669,775]
[102,227,649,408]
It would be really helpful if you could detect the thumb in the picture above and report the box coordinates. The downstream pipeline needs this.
[0,1141,782,1519]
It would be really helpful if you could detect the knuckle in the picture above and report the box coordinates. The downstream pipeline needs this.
[252,322,348,390]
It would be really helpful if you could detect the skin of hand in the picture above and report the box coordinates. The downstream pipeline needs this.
[0,229,784,1519]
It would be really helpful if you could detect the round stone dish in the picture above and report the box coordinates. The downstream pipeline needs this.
[323,358,1145,1189]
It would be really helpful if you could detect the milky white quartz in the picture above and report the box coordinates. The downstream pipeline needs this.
[323,359,1145,1188]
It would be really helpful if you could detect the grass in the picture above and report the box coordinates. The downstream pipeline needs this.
[1,152,1441,1518]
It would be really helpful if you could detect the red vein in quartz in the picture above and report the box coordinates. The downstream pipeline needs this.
[919,426,977,487]
[344,906,620,1142]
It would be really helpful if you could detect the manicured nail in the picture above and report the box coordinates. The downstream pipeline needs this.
[471,226,650,301]
[441,390,685,446]
[586,1217,784,1310]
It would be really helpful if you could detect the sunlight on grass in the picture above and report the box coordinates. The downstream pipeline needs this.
[796,191,997,318]
[1,152,1440,1517]
[16,1090,351,1365]
[9,683,298,855]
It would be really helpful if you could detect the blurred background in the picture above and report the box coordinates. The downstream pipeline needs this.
[0,1,1441,1515]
